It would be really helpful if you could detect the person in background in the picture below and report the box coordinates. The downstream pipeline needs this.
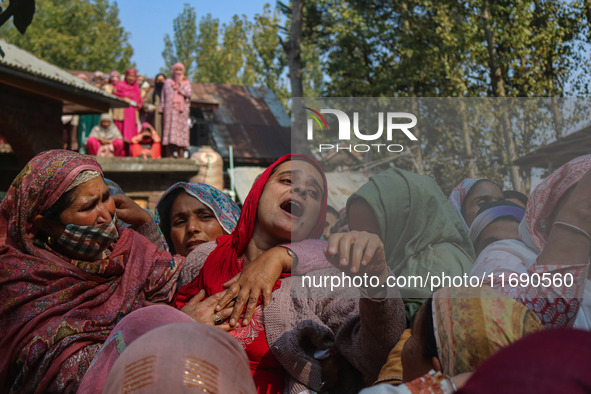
[470,154,591,329]
[86,113,125,157]
[162,63,192,158]
[468,200,525,256]
[503,189,528,209]
[103,70,120,94]
[144,73,166,138]
[113,67,142,154]
[129,122,162,159]
[92,71,105,89]
[323,205,340,239]
[448,178,504,229]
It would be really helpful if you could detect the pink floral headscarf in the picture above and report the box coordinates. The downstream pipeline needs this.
[520,154,591,252]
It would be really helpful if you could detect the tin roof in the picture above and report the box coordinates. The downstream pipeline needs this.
[193,83,291,165]
[0,39,127,113]
[514,126,591,169]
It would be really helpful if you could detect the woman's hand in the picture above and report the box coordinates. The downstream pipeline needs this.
[215,246,292,327]
[180,289,234,331]
[324,231,388,282]
[112,194,152,227]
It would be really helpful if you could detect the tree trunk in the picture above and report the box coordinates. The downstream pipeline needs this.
[482,1,524,192]
[458,98,476,178]
[281,0,306,153]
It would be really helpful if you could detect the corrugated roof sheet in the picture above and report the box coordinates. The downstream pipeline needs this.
[194,83,291,164]
[0,39,120,100]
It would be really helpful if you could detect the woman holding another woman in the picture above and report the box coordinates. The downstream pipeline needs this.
[173,154,407,393]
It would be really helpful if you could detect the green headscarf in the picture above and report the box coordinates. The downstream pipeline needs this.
[347,168,475,320]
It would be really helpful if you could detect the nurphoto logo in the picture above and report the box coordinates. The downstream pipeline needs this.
[305,107,418,153]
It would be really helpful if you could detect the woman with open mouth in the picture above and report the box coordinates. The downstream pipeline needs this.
[172,154,406,393]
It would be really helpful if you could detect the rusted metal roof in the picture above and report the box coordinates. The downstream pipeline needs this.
[192,83,291,165]
[514,126,591,170]
[0,40,127,113]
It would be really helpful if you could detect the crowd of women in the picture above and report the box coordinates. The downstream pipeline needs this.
[1,149,590,393]
[74,64,192,159]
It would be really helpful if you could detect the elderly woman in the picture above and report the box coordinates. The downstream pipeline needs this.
[161,63,192,158]
[155,182,241,258]
[470,154,591,329]
[173,154,406,393]
[360,285,542,394]
[448,178,504,229]
[0,150,253,393]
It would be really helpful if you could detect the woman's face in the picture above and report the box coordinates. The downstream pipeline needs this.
[256,160,325,243]
[169,191,225,256]
[173,67,184,78]
[59,177,115,227]
[462,181,504,227]
[39,177,115,242]
[156,75,166,84]
[348,198,380,235]
[100,120,112,129]
[401,303,438,382]
[125,72,137,85]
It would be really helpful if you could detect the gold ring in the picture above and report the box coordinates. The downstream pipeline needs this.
[213,313,223,325]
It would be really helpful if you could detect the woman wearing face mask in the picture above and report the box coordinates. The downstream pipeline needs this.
[162,63,192,158]
[0,150,255,394]
[143,73,166,138]
[173,154,406,393]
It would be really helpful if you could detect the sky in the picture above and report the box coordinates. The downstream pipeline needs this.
[117,0,272,77]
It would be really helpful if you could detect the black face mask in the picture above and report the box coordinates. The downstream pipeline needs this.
[154,81,164,101]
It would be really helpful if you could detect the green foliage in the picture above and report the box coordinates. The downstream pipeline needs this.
[163,4,291,108]
[298,0,591,191]
[0,0,133,71]
[162,3,197,75]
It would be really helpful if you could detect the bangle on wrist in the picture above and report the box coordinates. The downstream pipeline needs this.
[553,221,591,242]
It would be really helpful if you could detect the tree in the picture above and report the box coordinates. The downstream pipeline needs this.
[162,3,198,75]
[0,0,133,71]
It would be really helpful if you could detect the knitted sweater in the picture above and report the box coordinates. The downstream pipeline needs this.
[180,240,406,393]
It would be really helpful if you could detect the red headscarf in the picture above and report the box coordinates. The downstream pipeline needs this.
[173,154,328,308]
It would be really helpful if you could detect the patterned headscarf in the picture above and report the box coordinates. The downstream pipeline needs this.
[0,149,102,253]
[519,154,591,252]
[155,182,241,254]
[0,149,183,392]
[432,286,542,376]
[448,178,487,229]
